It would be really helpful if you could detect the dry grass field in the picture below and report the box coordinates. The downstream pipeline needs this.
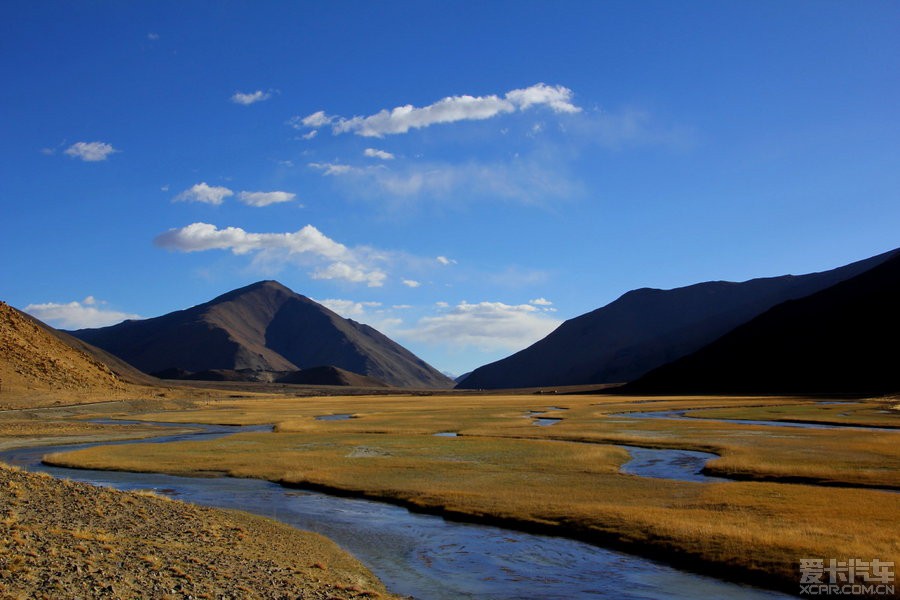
[40,392,900,594]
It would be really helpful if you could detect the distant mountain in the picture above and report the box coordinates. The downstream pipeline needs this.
[275,366,388,387]
[457,249,897,389]
[624,251,900,395]
[1,301,156,394]
[70,281,452,389]
[152,365,389,387]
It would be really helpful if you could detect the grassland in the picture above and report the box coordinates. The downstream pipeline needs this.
[40,392,900,595]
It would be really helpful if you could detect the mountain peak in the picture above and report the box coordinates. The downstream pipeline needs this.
[70,282,453,389]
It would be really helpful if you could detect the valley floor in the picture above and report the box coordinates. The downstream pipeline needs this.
[3,390,900,597]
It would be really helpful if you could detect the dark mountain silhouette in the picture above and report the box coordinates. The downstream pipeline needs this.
[457,249,897,390]
[275,366,388,387]
[70,281,452,388]
[624,250,900,395]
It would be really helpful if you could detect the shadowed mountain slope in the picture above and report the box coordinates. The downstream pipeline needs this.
[457,249,897,390]
[623,251,900,395]
[70,281,452,389]
[275,366,389,387]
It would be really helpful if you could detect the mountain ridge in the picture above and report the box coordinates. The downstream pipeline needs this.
[623,250,900,395]
[457,249,898,389]
[70,281,452,389]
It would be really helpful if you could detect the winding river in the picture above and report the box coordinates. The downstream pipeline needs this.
[0,422,790,599]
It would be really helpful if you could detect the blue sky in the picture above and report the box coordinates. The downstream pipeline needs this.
[2,1,898,376]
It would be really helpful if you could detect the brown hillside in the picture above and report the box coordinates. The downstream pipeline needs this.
[0,302,158,407]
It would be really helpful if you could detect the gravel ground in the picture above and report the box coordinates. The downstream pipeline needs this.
[0,463,397,600]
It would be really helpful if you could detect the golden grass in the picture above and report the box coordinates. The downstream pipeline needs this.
[39,393,900,593]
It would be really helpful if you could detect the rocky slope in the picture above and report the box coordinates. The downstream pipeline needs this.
[0,463,393,599]
[0,301,155,397]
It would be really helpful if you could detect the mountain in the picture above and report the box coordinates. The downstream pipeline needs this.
[275,366,389,387]
[622,251,900,395]
[69,281,452,388]
[0,301,156,395]
[457,249,897,390]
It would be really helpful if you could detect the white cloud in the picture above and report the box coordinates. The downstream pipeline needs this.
[364,148,395,160]
[147,32,159,40]
[400,301,561,352]
[435,301,449,308]
[301,130,318,140]
[154,222,387,287]
[392,304,412,310]
[312,262,386,287]
[308,162,358,176]
[315,298,401,332]
[64,141,118,162]
[310,83,579,138]
[289,111,334,129]
[436,256,456,266]
[402,279,421,288]
[231,90,272,105]
[24,298,140,329]
[174,182,234,205]
[318,299,382,318]
[529,297,552,306]
[238,190,296,207]
[505,83,581,114]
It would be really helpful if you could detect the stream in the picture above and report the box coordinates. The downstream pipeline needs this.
[616,409,900,431]
[0,422,790,599]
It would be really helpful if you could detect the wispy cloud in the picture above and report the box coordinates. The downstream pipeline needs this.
[293,83,580,138]
[316,298,402,332]
[307,158,579,206]
[289,111,333,129]
[64,141,118,162]
[317,299,382,318]
[568,107,697,151]
[399,300,561,352]
[402,279,421,288]
[487,266,551,288]
[154,222,387,287]
[308,162,361,176]
[231,90,272,105]
[364,148,395,160]
[237,191,296,207]
[174,182,234,205]
[436,256,456,266]
[24,296,140,329]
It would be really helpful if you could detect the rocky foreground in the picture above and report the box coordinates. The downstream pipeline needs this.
[0,463,395,599]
